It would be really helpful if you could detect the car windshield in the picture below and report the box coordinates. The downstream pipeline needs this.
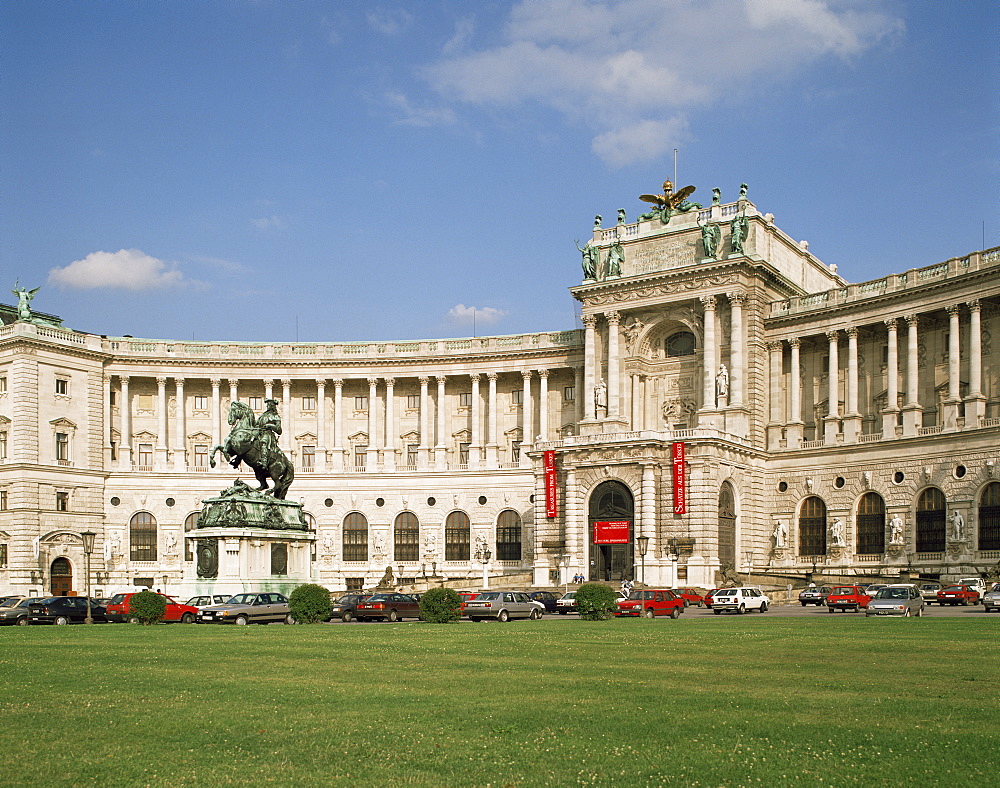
[875,588,908,600]
[476,592,501,601]
[942,586,962,592]
[227,594,257,605]
[627,590,654,600]
[830,587,854,594]
[716,590,735,597]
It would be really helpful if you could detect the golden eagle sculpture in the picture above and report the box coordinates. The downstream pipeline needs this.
[638,179,701,224]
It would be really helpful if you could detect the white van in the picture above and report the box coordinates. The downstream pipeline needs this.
[956,577,986,595]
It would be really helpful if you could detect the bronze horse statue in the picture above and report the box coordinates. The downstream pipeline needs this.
[209,401,294,499]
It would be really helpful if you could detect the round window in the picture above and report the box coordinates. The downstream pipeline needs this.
[427,497,436,506]
[955,465,966,479]
[777,481,788,493]
[665,331,696,357]
[324,498,334,507]
[110,497,120,506]
[893,471,905,484]
[478,496,487,505]
[375,497,385,507]
[165,498,175,507]
[834,477,846,489]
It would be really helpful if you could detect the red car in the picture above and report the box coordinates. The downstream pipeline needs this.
[704,589,722,609]
[459,592,481,613]
[105,592,198,623]
[936,585,981,606]
[826,585,871,613]
[355,592,421,622]
[616,589,685,619]
[670,588,706,607]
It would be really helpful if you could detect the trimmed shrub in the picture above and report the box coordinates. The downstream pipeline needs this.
[419,587,462,623]
[129,590,167,625]
[574,583,620,620]
[288,584,332,624]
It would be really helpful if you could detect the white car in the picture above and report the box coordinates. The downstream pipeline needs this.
[185,594,232,610]
[556,592,577,614]
[711,587,770,614]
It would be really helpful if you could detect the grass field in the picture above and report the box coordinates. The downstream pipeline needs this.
[1,617,997,787]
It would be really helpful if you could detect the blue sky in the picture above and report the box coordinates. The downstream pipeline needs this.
[2,0,996,342]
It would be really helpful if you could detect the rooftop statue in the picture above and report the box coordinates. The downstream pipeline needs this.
[638,179,702,224]
[11,282,40,322]
[604,239,624,278]
[209,399,294,499]
[575,239,599,280]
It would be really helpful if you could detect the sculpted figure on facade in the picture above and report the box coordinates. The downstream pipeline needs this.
[594,378,608,417]
[773,520,787,549]
[889,514,904,545]
[950,510,965,541]
[730,211,749,255]
[604,240,624,278]
[575,239,599,280]
[638,179,700,224]
[830,518,846,548]
[699,220,721,260]
[209,400,294,499]
[715,364,729,398]
[11,282,40,322]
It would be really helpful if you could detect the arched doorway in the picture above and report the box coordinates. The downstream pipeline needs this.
[50,557,73,595]
[718,482,737,567]
[588,480,634,582]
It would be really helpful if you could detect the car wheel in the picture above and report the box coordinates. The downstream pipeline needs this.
[181,613,195,624]
[531,609,541,620]
[760,603,768,613]
[55,616,70,626]
[670,607,681,619]
[738,604,746,615]
[342,610,353,623]
[470,617,481,622]
[235,615,249,626]
[800,602,807,607]
[127,616,140,624]
[16,616,29,626]
[558,611,567,615]
[387,609,400,622]
[713,609,721,615]
[644,608,655,619]
[916,606,924,617]
[284,614,296,625]
[498,610,509,623]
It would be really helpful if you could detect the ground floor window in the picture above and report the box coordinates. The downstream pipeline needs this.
[445,511,470,561]
[799,496,827,556]
[496,510,522,561]
[394,512,419,562]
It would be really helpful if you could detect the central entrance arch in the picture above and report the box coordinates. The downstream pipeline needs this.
[588,480,635,582]
[50,557,73,596]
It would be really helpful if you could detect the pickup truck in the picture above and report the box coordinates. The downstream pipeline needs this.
[826,585,871,613]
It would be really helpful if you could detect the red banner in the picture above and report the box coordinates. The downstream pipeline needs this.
[593,520,631,544]
[544,450,558,518]
[672,442,686,515]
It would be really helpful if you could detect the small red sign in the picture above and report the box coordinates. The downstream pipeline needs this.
[544,450,558,518]
[593,520,631,544]
[672,442,686,515]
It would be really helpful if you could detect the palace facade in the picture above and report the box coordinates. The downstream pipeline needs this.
[2,187,999,598]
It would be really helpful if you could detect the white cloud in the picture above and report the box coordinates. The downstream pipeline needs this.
[366,7,413,37]
[421,0,903,166]
[443,17,475,56]
[447,304,508,326]
[384,91,457,128]
[48,249,189,291]
[592,116,690,168]
[252,215,286,230]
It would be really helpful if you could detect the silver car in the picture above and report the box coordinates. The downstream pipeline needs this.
[865,585,925,617]
[982,584,1000,613]
[196,592,293,625]
[465,591,539,622]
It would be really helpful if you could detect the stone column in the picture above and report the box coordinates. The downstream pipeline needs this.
[154,377,169,469]
[332,379,344,472]
[470,374,482,469]
[418,377,430,469]
[119,375,132,468]
[902,315,922,436]
[639,464,657,585]
[883,319,900,436]
[582,315,598,423]
[824,330,841,443]
[210,378,221,455]
[700,295,717,411]
[786,340,803,448]
[843,327,861,443]
[367,378,378,468]
[538,370,549,443]
[315,379,327,471]
[631,373,642,430]
[281,379,293,453]
[103,375,113,466]
[264,380,274,400]
[605,311,623,421]
[766,342,783,449]
[564,467,579,583]
[173,377,186,471]
[435,375,447,470]
[728,292,746,406]
[486,372,498,467]
[383,378,396,471]
[228,378,239,409]
[967,300,986,422]
[574,366,584,426]
[943,305,961,431]
[520,370,533,468]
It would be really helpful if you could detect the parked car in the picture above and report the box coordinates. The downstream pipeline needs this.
[917,582,942,604]
[28,596,107,624]
[616,589,685,619]
[458,592,481,614]
[526,590,559,613]
[196,592,292,625]
[329,593,370,622]
[936,585,981,606]
[982,584,1000,613]
[703,588,723,608]
[865,585,924,617]
[185,594,233,610]
[465,591,539,622]
[826,585,871,612]
[355,592,420,622]
[865,584,888,598]
[556,591,578,614]
[106,592,199,623]
[798,586,831,606]
[669,588,706,607]
[711,587,770,614]
[0,597,42,626]
[956,577,987,597]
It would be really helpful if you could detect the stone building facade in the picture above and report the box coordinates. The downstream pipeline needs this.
[1,187,998,598]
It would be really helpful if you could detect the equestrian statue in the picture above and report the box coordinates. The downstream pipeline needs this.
[209,399,294,499]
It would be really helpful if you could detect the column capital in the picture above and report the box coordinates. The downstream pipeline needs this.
[788,338,800,349]
[262,378,274,387]
[487,372,498,382]
[315,378,328,387]
[846,326,859,339]
[521,369,533,381]
[967,298,981,313]
[537,369,550,379]
[884,317,897,331]
[419,376,430,385]
[605,310,621,325]
[228,378,239,386]
[825,329,840,342]
[210,378,221,387]
[582,314,598,329]
[766,340,782,352]
[281,378,292,387]
[470,373,481,383]
[118,374,130,385]
[699,294,717,310]
[946,304,961,317]
[435,374,447,384]
[156,376,167,386]
[384,377,395,387]
[904,314,919,328]
[173,376,185,385]
[367,377,379,387]
[727,290,747,305]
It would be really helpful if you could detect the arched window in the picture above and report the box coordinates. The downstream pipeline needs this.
[665,331,696,357]
[799,497,827,556]
[183,512,199,562]
[394,512,419,562]
[129,511,157,562]
[496,510,522,561]
[718,482,737,566]
[856,492,886,555]
[978,482,1000,551]
[343,512,368,562]
[916,488,946,553]
[445,511,470,561]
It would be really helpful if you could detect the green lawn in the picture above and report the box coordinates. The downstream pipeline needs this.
[1,618,997,787]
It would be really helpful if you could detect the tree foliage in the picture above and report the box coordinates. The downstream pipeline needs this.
[419,587,462,623]
[288,584,332,624]
[129,590,167,625]
[574,583,620,620]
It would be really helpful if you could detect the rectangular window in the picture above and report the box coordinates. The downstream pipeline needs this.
[0,543,6,567]
[194,444,209,467]
[881,346,889,365]
[137,443,153,467]
[407,394,420,409]
[193,395,208,410]
[109,389,116,406]
[56,491,69,511]
[459,442,470,466]
[406,444,418,466]
[511,389,523,405]
[511,440,521,463]
[110,441,118,461]
[354,445,368,469]
[0,430,7,461]
[55,378,69,395]
[55,433,70,463]
[355,396,369,411]
[301,396,316,411]
[0,490,7,510]
[302,445,315,469]
[0,376,7,393]
[459,392,472,407]
[247,396,263,412]
[564,386,575,402]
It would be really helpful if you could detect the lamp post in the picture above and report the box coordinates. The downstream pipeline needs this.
[475,544,492,590]
[636,535,649,587]
[81,531,96,625]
